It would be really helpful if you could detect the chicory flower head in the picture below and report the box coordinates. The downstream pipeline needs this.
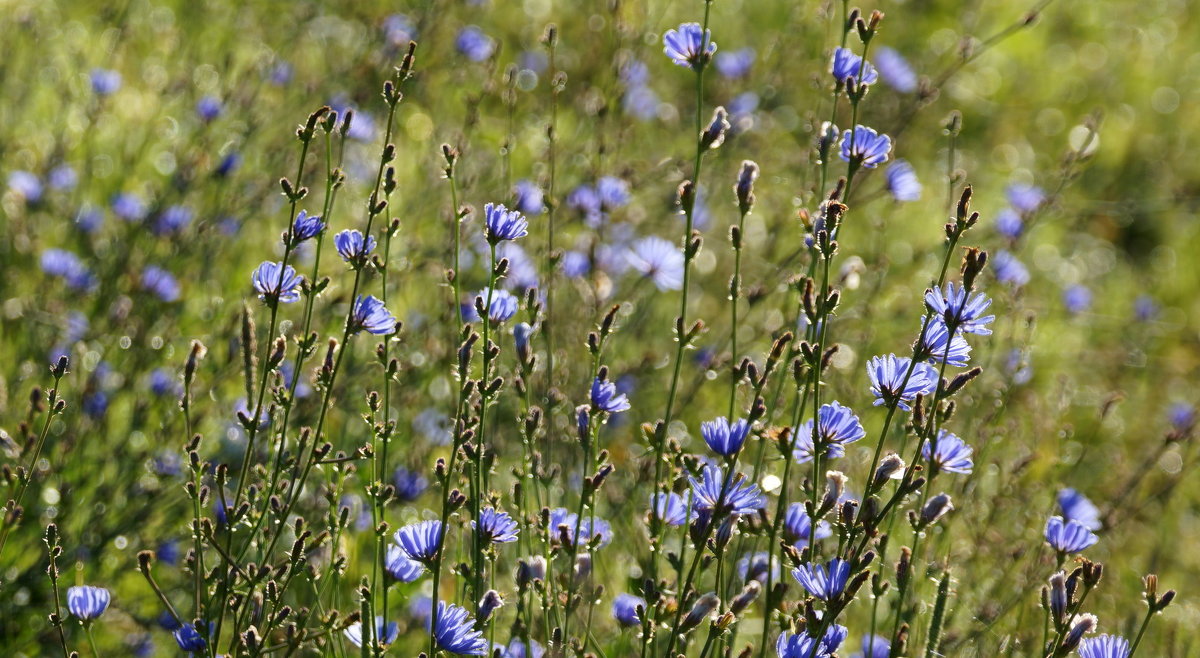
[252,261,303,304]
[663,23,716,69]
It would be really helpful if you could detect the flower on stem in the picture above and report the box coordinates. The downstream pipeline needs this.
[433,602,489,655]
[591,376,630,414]
[174,623,207,651]
[612,593,646,627]
[67,585,110,621]
[385,544,425,582]
[290,209,325,244]
[831,47,878,86]
[334,229,376,264]
[700,106,730,150]
[792,557,850,601]
[1062,614,1099,653]
[1045,516,1099,554]
[782,502,832,545]
[925,282,995,335]
[467,288,519,324]
[251,261,303,304]
[689,465,765,516]
[914,318,972,367]
[1077,634,1131,658]
[922,430,974,474]
[394,519,443,564]
[663,23,716,69]
[776,624,849,657]
[627,236,684,291]
[473,507,520,544]
[866,354,938,411]
[792,401,866,464]
[344,617,399,647]
[839,125,892,168]
[736,551,780,584]
[348,295,397,335]
[700,416,751,457]
[1057,488,1102,531]
[649,492,693,526]
[549,507,613,548]
[485,202,528,243]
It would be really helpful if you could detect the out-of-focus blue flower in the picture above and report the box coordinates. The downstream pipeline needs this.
[142,266,181,302]
[627,236,684,291]
[383,14,417,45]
[48,164,78,190]
[75,206,103,233]
[597,176,631,210]
[885,159,921,201]
[474,507,520,544]
[851,634,891,658]
[992,250,1030,287]
[831,47,878,86]
[624,85,660,121]
[513,179,544,215]
[839,125,891,168]
[156,540,181,565]
[393,467,428,502]
[495,638,545,658]
[866,354,938,411]
[251,261,303,304]
[334,229,376,263]
[414,408,453,445]
[591,376,630,414]
[269,61,292,85]
[792,557,850,600]
[1134,295,1158,322]
[701,417,751,457]
[154,205,193,235]
[394,519,442,564]
[42,249,96,291]
[196,96,222,121]
[612,593,646,627]
[874,47,917,92]
[67,585,110,620]
[1057,488,1102,531]
[792,401,866,464]
[1044,516,1099,554]
[690,465,765,516]
[349,295,397,335]
[560,250,590,278]
[995,207,1023,239]
[8,171,43,202]
[156,610,181,631]
[466,288,519,324]
[83,391,108,418]
[1077,634,1131,658]
[915,318,972,367]
[649,492,692,526]
[567,184,601,222]
[549,507,613,548]
[1063,285,1092,314]
[290,210,325,243]
[922,430,974,474]
[456,26,495,62]
[149,368,175,396]
[215,152,241,177]
[1006,183,1046,213]
[112,192,147,222]
[925,282,995,335]
[500,243,540,291]
[485,202,528,242]
[715,47,755,79]
[344,617,399,648]
[783,503,832,545]
[90,68,122,96]
[174,623,207,651]
[736,551,779,584]
[1169,402,1196,431]
[434,602,489,655]
[729,91,760,125]
[663,23,716,69]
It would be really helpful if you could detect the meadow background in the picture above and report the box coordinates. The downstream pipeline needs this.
[1,0,1198,656]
